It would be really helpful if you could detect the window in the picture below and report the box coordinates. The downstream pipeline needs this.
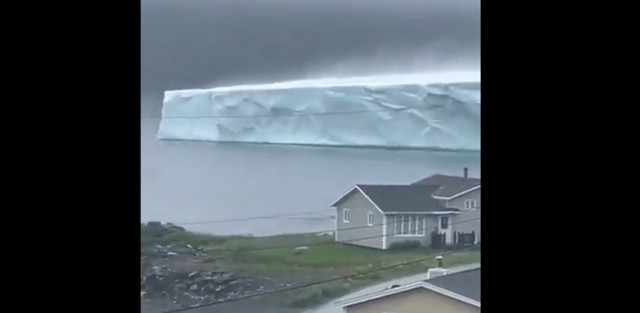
[402,215,410,234]
[367,212,374,226]
[411,216,418,234]
[394,215,426,236]
[440,216,449,229]
[465,200,477,210]
[343,209,350,223]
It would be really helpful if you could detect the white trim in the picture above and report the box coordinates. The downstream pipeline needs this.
[337,280,480,309]
[438,216,453,245]
[334,208,338,242]
[464,199,477,210]
[330,185,386,215]
[330,185,359,207]
[393,215,427,237]
[382,215,387,249]
[432,185,481,200]
[384,211,460,215]
[343,208,351,223]
[367,211,375,226]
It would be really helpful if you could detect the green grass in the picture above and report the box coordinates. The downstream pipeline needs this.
[141,226,481,308]
[286,284,352,308]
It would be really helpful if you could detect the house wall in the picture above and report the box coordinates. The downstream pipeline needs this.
[452,210,481,243]
[446,188,481,210]
[385,214,439,248]
[448,188,481,243]
[344,288,480,313]
[335,190,385,250]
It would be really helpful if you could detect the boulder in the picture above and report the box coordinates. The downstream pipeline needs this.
[294,246,309,255]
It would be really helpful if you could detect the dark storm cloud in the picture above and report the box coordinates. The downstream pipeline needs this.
[141,0,480,94]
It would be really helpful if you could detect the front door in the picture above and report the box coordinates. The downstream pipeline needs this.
[438,216,453,245]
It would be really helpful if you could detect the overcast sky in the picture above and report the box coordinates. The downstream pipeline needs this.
[141,0,480,95]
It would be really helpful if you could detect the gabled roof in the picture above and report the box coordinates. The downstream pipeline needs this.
[331,184,457,213]
[426,267,480,302]
[339,266,481,309]
[358,185,449,213]
[412,174,481,199]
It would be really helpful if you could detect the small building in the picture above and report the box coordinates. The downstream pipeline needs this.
[331,169,480,250]
[338,266,481,313]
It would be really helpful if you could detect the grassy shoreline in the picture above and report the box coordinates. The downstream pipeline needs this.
[141,225,480,308]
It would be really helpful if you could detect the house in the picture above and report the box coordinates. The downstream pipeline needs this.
[338,266,480,313]
[331,168,480,250]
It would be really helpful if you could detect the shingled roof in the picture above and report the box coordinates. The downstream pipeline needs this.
[427,267,481,302]
[338,266,481,309]
[412,174,480,198]
[332,184,456,213]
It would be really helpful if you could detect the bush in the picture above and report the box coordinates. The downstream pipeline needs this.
[320,285,350,298]
[288,291,323,308]
[388,240,422,251]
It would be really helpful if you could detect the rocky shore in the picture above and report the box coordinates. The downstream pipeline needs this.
[140,222,275,309]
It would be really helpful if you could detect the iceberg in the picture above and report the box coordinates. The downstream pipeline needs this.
[158,71,480,150]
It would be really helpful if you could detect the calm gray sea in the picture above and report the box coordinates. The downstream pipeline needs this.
[141,0,480,237]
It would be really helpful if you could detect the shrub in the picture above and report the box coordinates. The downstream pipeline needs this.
[320,285,350,298]
[388,240,422,251]
[288,291,323,308]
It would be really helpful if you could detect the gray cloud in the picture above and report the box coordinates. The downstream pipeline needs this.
[141,0,480,94]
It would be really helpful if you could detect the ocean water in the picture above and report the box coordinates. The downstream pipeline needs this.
[141,0,480,237]
[142,117,479,236]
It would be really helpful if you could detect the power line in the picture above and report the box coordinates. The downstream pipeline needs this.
[161,246,474,313]
[159,205,479,230]
[141,106,440,119]
[147,209,480,252]
[171,209,327,226]
[237,217,480,253]
[154,215,480,311]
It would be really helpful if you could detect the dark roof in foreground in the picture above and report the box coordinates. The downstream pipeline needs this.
[357,184,450,213]
[412,174,481,198]
[427,267,481,302]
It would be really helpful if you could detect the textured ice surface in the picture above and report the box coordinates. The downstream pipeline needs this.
[158,72,480,150]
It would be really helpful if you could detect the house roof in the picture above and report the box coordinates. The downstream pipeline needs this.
[412,174,481,199]
[356,184,452,213]
[339,266,481,309]
[426,267,481,302]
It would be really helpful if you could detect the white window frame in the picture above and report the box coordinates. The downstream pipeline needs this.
[343,208,351,223]
[367,211,374,226]
[394,215,426,237]
[465,200,477,210]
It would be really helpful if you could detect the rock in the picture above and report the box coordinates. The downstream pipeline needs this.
[294,246,309,255]
[188,271,199,279]
[190,284,199,291]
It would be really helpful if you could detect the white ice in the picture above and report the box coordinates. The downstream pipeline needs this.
[158,71,480,150]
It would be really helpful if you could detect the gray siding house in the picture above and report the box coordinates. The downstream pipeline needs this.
[331,169,480,250]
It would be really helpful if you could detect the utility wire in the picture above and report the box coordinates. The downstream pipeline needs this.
[161,246,475,313]
[146,208,480,253]
[159,207,479,240]
[154,214,480,311]
[171,209,327,226]
[159,205,479,230]
[141,106,440,119]
[235,217,480,253]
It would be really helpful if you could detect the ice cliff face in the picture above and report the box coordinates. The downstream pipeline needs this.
[158,72,480,150]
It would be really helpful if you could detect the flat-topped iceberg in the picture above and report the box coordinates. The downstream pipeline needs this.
[158,72,480,150]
